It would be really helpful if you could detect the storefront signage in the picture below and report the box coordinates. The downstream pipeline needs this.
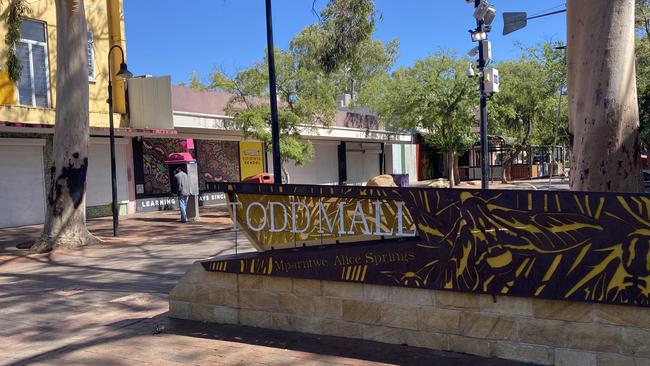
[136,192,226,212]
[239,141,265,180]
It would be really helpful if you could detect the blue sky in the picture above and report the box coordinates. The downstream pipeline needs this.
[123,1,567,84]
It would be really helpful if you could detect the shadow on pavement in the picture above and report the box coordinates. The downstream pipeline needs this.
[157,316,539,366]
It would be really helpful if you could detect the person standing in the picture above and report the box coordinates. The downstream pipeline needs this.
[173,167,190,222]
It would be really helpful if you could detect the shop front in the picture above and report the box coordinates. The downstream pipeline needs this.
[132,136,265,212]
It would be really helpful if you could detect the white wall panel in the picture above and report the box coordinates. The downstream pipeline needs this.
[86,138,129,206]
[346,144,381,185]
[267,142,339,185]
[0,140,45,227]
[128,76,174,130]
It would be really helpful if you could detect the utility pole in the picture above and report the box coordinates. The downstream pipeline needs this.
[265,0,282,183]
[475,0,490,189]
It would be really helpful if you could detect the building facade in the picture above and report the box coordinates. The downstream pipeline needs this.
[0,0,137,228]
[129,85,418,212]
[0,1,418,228]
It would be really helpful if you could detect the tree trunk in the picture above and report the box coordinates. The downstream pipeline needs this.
[281,164,290,184]
[501,119,532,184]
[447,149,455,188]
[32,0,98,252]
[501,158,513,184]
[567,0,642,192]
[549,146,556,178]
[453,154,460,185]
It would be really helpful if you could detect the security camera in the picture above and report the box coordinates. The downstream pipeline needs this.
[468,47,479,57]
[473,0,490,20]
[484,6,497,25]
[466,62,476,78]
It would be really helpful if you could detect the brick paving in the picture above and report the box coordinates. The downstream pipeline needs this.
[0,207,534,366]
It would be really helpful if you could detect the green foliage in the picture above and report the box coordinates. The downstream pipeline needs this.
[2,0,30,82]
[637,0,650,147]
[205,49,338,168]
[370,52,477,154]
[310,0,376,74]
[639,41,650,147]
[192,0,396,177]
[291,0,397,97]
[637,0,650,39]
[490,42,567,154]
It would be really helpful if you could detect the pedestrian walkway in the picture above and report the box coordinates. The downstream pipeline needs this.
[0,208,535,365]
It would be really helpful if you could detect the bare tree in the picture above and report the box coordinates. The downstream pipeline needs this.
[567,0,643,192]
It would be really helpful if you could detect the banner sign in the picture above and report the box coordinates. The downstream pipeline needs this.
[203,183,650,307]
[136,192,226,212]
[239,141,265,180]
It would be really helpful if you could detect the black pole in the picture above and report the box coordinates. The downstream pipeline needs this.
[476,0,489,189]
[107,66,118,237]
[107,45,128,237]
[549,45,567,190]
[265,0,282,183]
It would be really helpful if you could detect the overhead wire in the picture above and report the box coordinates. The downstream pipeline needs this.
[528,3,566,18]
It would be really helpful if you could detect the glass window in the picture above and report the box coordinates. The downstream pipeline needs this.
[32,44,48,106]
[87,32,95,81]
[16,20,50,107]
[19,20,46,43]
[16,43,32,106]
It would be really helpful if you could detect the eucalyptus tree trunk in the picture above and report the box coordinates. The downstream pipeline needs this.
[32,0,98,252]
[281,164,290,184]
[567,0,642,192]
[501,119,532,184]
[447,149,455,188]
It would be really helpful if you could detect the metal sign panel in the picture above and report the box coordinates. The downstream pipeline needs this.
[503,12,527,35]
[203,183,650,307]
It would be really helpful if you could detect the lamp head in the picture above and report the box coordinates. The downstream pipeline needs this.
[470,30,487,42]
[116,62,133,80]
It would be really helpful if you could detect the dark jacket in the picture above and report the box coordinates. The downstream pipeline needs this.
[174,171,190,196]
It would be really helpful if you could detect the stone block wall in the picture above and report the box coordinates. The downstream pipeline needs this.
[170,262,650,366]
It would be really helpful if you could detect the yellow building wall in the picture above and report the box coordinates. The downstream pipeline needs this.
[0,0,126,128]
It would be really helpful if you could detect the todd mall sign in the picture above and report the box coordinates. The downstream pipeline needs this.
[201,182,650,308]
[228,200,416,239]
[171,182,650,366]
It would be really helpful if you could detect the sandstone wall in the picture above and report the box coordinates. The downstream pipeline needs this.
[170,262,650,366]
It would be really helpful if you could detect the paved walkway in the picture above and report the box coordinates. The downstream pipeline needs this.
[0,208,533,366]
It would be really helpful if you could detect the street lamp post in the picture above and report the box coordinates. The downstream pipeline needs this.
[265,0,282,183]
[475,0,490,190]
[107,45,133,237]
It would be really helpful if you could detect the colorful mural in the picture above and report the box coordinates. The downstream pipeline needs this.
[196,140,240,188]
[142,138,184,194]
[203,183,650,307]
